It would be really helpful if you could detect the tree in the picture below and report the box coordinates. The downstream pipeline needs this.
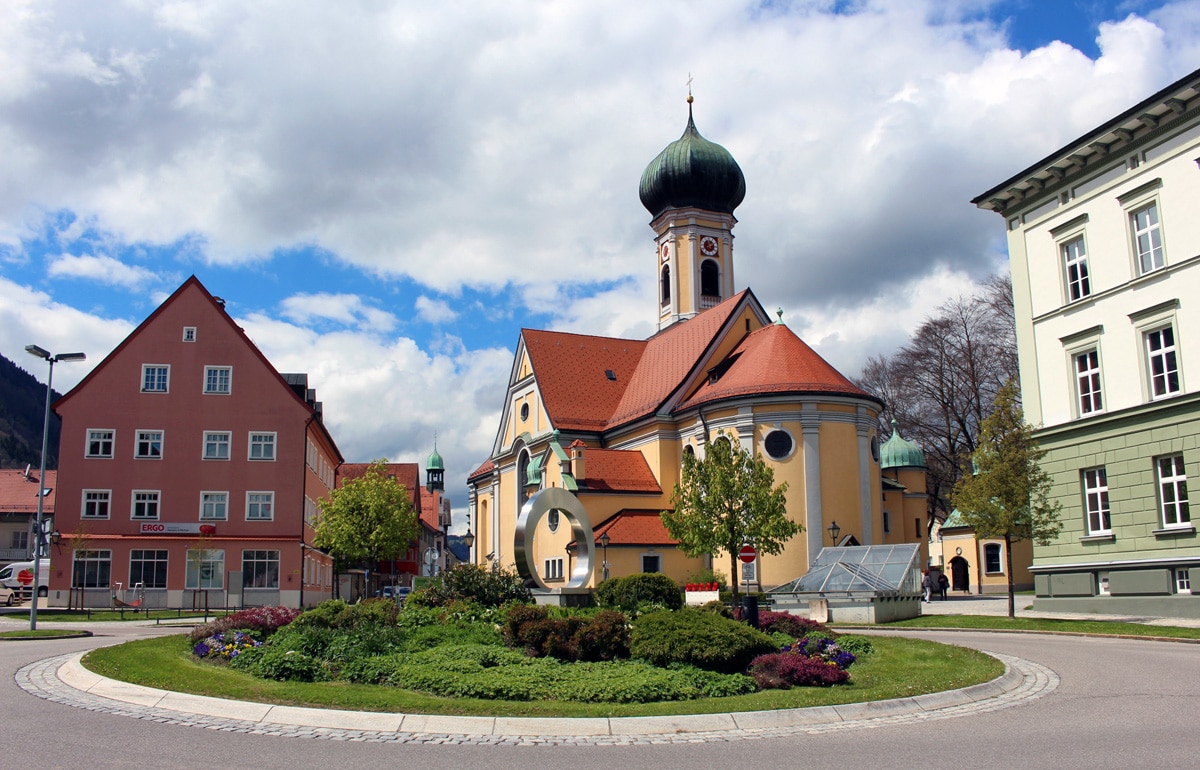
[314,460,419,589]
[662,434,798,601]
[951,380,1062,617]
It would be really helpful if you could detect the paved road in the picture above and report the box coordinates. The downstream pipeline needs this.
[3,624,1197,769]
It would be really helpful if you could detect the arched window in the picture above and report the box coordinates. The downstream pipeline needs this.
[700,259,720,298]
[661,264,671,304]
[517,447,531,509]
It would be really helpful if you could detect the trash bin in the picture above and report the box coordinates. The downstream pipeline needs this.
[740,594,759,628]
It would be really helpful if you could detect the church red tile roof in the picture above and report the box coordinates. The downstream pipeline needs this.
[467,458,495,481]
[336,463,421,510]
[578,448,661,494]
[418,487,441,531]
[679,322,879,409]
[595,510,677,546]
[0,469,56,514]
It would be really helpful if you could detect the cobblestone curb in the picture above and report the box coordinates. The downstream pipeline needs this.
[15,650,1057,746]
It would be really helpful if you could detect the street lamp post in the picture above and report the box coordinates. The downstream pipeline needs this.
[599,531,610,581]
[24,345,86,631]
[827,520,841,546]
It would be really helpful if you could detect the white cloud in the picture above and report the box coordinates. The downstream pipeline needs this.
[46,253,158,289]
[278,292,397,333]
[414,295,457,324]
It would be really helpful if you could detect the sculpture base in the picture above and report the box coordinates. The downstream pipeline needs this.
[531,587,593,608]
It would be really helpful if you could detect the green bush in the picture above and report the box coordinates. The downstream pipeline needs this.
[502,605,630,662]
[290,598,397,630]
[572,610,631,662]
[406,565,532,608]
[696,600,733,619]
[757,611,830,639]
[666,663,758,698]
[834,634,875,658]
[594,573,683,613]
[630,608,776,674]
[229,645,331,682]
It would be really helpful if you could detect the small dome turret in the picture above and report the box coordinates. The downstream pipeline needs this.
[425,438,445,493]
[880,420,926,469]
[639,99,746,219]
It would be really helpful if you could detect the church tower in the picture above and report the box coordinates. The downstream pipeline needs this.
[639,95,746,331]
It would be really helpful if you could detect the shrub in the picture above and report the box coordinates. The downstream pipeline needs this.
[594,573,683,614]
[230,645,331,682]
[757,611,832,639]
[666,664,758,698]
[407,565,532,608]
[696,600,733,619]
[835,635,875,658]
[502,604,549,648]
[503,606,630,662]
[749,652,849,689]
[630,608,776,673]
[289,598,397,630]
[187,605,301,642]
[572,610,630,662]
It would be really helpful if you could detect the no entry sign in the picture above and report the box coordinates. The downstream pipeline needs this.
[738,545,757,563]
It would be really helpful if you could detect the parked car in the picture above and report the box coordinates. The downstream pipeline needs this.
[375,585,412,603]
[0,561,49,598]
[0,584,18,606]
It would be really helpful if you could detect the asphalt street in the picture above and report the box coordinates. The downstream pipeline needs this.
[1,623,1197,769]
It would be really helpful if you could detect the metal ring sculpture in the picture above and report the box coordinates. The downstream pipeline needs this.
[514,487,594,590]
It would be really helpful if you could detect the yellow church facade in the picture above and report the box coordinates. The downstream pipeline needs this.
[467,101,928,590]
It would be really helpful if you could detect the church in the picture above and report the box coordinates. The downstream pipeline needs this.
[466,98,929,590]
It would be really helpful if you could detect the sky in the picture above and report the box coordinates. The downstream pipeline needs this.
[3,0,1199,531]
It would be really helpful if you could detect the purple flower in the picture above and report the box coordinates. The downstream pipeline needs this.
[193,642,211,657]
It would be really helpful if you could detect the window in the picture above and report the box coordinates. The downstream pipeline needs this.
[141,364,169,393]
[182,326,196,342]
[764,429,794,460]
[203,431,231,460]
[186,549,224,589]
[10,531,28,550]
[1062,236,1091,302]
[129,550,168,589]
[200,492,228,521]
[1083,468,1111,535]
[86,429,114,458]
[883,510,891,534]
[642,554,661,573]
[984,543,1003,574]
[304,495,317,527]
[1145,326,1180,398]
[543,557,564,581]
[204,366,232,394]
[82,490,111,519]
[135,430,163,459]
[242,550,279,589]
[700,259,720,297]
[131,490,160,520]
[547,508,560,533]
[1176,569,1192,594]
[249,432,276,461]
[72,550,111,589]
[1074,350,1103,415]
[247,492,274,521]
[1131,202,1164,274]
[1157,455,1190,528]
[660,264,671,304]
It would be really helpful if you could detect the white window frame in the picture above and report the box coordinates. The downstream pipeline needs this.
[199,491,228,521]
[763,426,796,461]
[249,432,277,461]
[182,326,196,342]
[641,553,661,573]
[135,430,164,459]
[1156,454,1190,528]
[203,431,231,460]
[1061,235,1091,302]
[186,549,224,590]
[242,549,280,589]
[203,365,232,395]
[72,549,111,589]
[1130,200,1165,275]
[85,429,115,458]
[1144,324,1181,399]
[129,549,169,589]
[82,489,111,519]
[131,490,160,520]
[1083,467,1111,536]
[1073,348,1104,416]
[246,491,274,521]
[983,542,1004,574]
[141,364,170,393]
[1175,568,1192,594]
[543,557,564,581]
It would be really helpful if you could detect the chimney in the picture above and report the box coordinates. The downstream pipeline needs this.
[569,440,587,482]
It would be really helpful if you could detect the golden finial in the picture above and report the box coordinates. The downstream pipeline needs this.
[687,72,694,104]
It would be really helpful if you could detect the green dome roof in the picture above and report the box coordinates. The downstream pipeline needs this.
[639,102,746,219]
[880,421,926,469]
[427,447,444,471]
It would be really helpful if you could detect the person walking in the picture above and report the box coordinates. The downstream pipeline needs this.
[921,568,933,603]
[937,570,949,600]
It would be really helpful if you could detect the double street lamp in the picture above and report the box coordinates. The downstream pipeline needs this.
[25,345,86,631]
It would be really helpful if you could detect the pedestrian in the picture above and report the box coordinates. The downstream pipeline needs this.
[921,568,933,603]
[937,571,949,600]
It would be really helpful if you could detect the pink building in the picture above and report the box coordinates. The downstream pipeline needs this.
[49,277,342,609]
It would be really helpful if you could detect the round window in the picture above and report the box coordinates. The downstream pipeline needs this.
[520,403,530,421]
[764,430,793,460]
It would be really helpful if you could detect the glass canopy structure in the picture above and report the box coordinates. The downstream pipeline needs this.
[769,544,922,598]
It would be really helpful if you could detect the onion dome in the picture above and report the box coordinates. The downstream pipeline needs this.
[426,447,444,471]
[880,420,926,469]
[639,98,746,218]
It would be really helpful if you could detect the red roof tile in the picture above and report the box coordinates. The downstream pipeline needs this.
[522,329,646,431]
[0,469,56,514]
[336,463,421,509]
[418,487,441,530]
[468,458,494,481]
[595,510,677,546]
[579,449,661,494]
[680,323,880,409]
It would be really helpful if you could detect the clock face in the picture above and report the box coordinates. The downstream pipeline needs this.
[661,243,670,262]
[700,236,718,256]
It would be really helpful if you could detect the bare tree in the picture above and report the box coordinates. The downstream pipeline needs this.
[856,274,1018,522]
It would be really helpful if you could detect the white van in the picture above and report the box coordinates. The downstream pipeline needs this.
[0,561,51,598]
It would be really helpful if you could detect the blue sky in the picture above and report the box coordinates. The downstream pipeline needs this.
[2,0,1198,526]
